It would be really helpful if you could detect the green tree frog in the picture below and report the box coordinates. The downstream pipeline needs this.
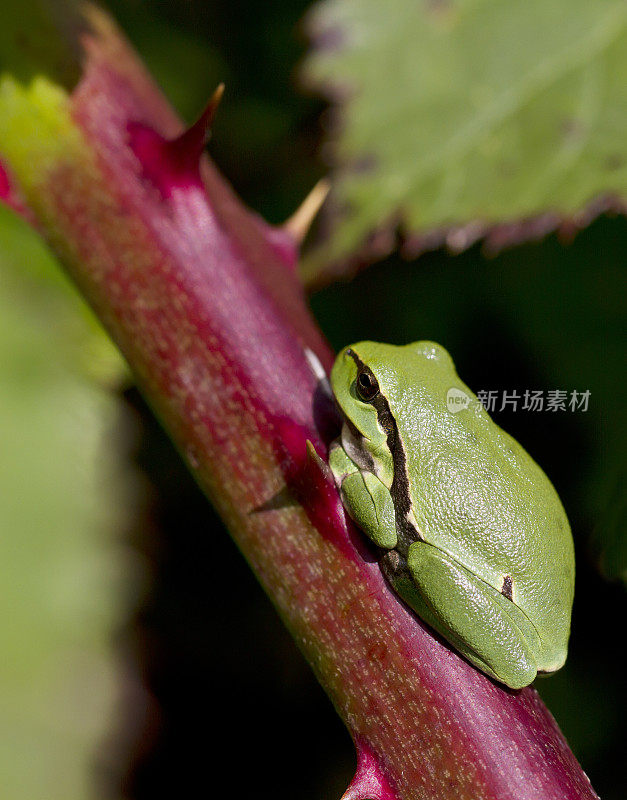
[329,341,575,689]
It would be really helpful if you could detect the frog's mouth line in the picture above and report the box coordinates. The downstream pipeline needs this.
[343,348,424,557]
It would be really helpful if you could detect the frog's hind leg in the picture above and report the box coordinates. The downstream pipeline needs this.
[404,542,539,689]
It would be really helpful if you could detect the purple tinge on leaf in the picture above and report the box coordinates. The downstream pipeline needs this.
[0,159,31,220]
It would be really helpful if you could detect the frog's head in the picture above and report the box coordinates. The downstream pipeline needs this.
[330,340,456,487]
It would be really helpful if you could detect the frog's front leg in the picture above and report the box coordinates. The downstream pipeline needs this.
[399,542,540,689]
[329,443,397,549]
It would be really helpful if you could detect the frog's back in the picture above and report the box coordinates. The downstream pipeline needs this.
[382,347,574,672]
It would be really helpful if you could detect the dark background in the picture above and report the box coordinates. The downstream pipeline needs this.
[99,2,626,798]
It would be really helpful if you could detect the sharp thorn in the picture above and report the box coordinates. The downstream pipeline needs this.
[172,82,225,160]
[203,82,225,132]
[283,178,331,246]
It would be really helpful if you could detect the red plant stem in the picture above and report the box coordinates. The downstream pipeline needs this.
[0,8,598,800]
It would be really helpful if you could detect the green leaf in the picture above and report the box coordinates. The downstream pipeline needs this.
[0,205,136,799]
[303,0,627,276]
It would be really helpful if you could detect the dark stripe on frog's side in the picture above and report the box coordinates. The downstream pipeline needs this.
[345,349,423,556]
[501,575,514,601]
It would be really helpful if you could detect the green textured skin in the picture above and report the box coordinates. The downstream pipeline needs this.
[329,340,575,689]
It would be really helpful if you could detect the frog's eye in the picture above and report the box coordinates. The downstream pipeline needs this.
[356,369,380,402]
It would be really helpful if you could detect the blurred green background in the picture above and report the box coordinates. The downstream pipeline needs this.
[0,1,625,798]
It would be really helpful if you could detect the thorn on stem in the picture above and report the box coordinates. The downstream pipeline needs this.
[283,178,330,246]
[306,439,332,479]
[128,83,225,197]
[172,83,225,165]
[342,739,398,800]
